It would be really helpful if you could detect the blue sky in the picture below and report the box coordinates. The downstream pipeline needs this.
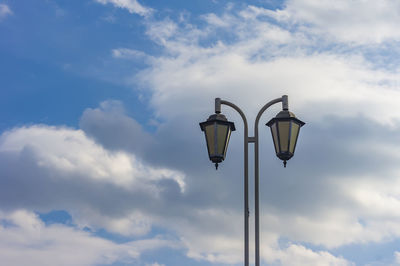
[2,0,400,265]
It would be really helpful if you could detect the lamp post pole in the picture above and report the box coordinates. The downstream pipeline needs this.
[216,98,250,266]
[215,96,288,266]
[253,96,287,266]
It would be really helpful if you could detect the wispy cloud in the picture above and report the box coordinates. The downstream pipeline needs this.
[0,4,12,21]
[112,48,149,60]
[95,0,153,17]
[146,263,165,266]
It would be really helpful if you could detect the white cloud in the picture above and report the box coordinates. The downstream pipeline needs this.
[202,13,233,28]
[138,15,400,126]
[52,3,400,261]
[95,0,153,17]
[130,4,400,263]
[112,48,148,60]
[145,18,180,46]
[0,124,185,192]
[177,209,244,264]
[0,101,396,265]
[266,0,400,44]
[0,107,360,265]
[395,251,400,265]
[0,210,177,266]
[0,208,352,266]
[163,208,352,265]
[271,244,353,266]
[5,2,400,265]
[0,4,12,20]
[74,209,154,236]
[0,123,185,236]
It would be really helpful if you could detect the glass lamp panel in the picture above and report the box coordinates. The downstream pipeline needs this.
[216,124,229,155]
[205,124,215,156]
[224,128,232,156]
[278,121,290,152]
[270,122,279,153]
[289,122,300,153]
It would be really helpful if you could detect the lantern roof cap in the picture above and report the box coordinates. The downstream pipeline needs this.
[275,110,297,118]
[207,113,229,122]
[266,110,305,127]
[200,113,236,131]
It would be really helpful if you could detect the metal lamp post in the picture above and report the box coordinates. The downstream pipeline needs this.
[199,95,304,266]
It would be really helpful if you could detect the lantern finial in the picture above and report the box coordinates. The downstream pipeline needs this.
[215,163,219,170]
[283,160,287,168]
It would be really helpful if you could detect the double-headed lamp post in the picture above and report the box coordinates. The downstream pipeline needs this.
[199,95,304,266]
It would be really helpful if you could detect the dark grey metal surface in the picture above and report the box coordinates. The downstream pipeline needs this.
[219,99,250,266]
[254,97,284,266]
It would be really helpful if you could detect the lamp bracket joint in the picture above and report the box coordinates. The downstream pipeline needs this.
[248,137,256,143]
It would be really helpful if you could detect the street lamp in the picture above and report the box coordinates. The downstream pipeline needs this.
[266,109,305,167]
[199,113,236,170]
[199,95,304,266]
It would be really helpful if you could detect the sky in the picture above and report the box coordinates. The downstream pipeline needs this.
[2,0,400,265]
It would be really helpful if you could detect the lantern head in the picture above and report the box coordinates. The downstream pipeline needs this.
[266,110,305,167]
[200,113,236,170]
